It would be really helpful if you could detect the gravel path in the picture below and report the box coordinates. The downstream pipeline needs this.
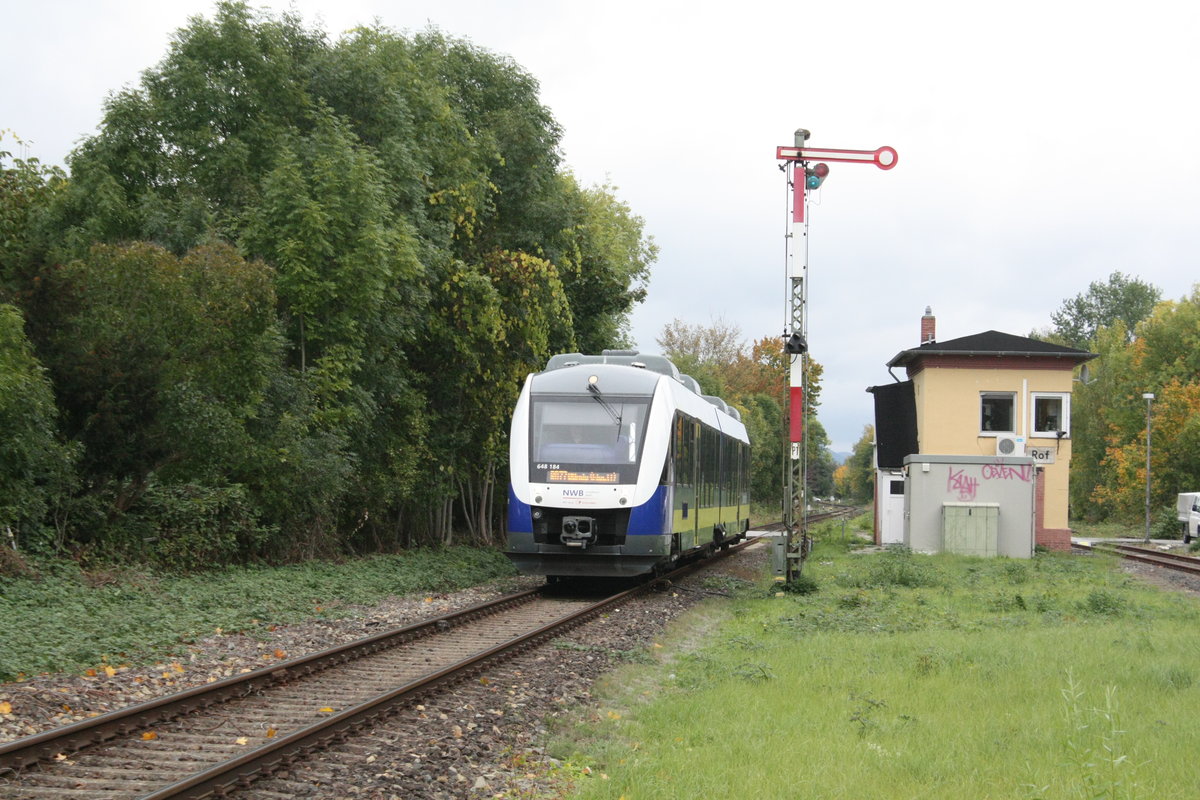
[1120,558,1200,596]
[1,544,769,798]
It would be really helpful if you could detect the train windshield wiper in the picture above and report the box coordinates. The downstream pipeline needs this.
[587,382,623,433]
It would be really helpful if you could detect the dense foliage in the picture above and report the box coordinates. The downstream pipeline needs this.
[0,547,517,680]
[1041,271,1161,349]
[0,303,77,554]
[0,3,654,567]
[1036,276,1199,528]
[1069,292,1200,527]
[835,424,875,503]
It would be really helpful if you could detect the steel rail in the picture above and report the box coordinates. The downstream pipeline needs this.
[2,540,755,798]
[148,540,756,799]
[1079,541,1200,576]
[0,587,542,772]
[755,506,860,533]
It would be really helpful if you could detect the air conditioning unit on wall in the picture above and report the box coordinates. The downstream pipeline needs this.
[996,435,1026,456]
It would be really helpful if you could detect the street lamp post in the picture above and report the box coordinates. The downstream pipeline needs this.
[1143,392,1154,543]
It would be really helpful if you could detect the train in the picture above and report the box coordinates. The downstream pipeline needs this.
[505,350,750,578]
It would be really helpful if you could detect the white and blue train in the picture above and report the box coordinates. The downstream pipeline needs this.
[506,351,750,578]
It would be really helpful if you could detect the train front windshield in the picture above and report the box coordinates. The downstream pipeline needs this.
[528,395,650,485]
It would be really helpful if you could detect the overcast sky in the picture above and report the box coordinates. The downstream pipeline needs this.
[4,0,1198,450]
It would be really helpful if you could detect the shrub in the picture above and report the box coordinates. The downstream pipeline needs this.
[1080,589,1123,617]
[862,549,942,589]
[783,572,819,595]
[94,481,271,570]
[0,303,77,554]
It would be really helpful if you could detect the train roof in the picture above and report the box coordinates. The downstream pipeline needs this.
[540,350,741,423]
[545,350,680,379]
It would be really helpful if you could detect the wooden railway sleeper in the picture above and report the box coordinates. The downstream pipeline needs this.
[5,562,749,795]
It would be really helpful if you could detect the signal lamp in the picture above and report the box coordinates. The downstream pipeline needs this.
[805,162,829,190]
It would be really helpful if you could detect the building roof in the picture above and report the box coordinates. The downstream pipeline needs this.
[886,330,1097,369]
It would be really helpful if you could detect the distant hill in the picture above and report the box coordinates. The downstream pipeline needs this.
[831,451,852,466]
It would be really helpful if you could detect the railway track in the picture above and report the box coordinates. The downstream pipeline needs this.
[754,504,862,533]
[0,540,755,799]
[1074,541,1200,577]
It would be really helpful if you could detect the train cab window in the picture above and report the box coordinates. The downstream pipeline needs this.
[529,396,650,484]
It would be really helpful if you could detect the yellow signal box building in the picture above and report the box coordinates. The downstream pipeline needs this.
[871,310,1096,551]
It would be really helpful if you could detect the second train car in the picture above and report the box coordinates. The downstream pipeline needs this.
[506,350,750,578]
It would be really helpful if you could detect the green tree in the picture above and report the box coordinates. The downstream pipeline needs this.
[1047,271,1161,348]
[554,177,655,351]
[742,393,784,509]
[1067,322,1132,520]
[411,31,562,256]
[53,3,324,256]
[657,320,835,506]
[0,304,77,553]
[14,3,655,557]
[240,110,425,376]
[0,133,67,300]
[657,317,744,376]
[844,425,876,503]
[410,249,575,545]
[1088,290,1200,522]
[805,417,836,498]
[42,243,282,561]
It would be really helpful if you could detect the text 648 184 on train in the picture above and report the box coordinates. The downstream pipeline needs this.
[506,351,750,578]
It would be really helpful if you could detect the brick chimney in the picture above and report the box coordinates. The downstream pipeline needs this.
[920,306,935,345]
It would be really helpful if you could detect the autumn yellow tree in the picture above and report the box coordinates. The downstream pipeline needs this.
[656,320,835,503]
[1087,289,1200,526]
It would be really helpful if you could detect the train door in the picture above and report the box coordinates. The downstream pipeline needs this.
[671,415,698,552]
[715,434,727,542]
[717,436,744,541]
[687,420,701,550]
[727,439,742,537]
[740,441,750,532]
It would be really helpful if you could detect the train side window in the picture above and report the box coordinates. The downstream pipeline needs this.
[707,428,713,506]
[705,427,716,506]
[718,432,725,502]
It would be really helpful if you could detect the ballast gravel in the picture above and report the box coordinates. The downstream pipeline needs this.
[1120,557,1200,596]
[1,544,769,799]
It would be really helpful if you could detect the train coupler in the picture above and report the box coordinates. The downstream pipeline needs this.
[561,516,597,548]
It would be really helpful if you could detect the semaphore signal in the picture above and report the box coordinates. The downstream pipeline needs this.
[775,128,897,584]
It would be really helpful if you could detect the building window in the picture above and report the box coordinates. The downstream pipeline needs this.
[1031,393,1070,437]
[981,392,1015,434]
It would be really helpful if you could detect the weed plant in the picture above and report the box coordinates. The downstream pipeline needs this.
[0,547,517,680]
[553,540,1200,799]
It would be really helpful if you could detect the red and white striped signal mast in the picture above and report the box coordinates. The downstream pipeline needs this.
[776,129,897,583]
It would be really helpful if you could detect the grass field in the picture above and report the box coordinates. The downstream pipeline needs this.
[546,522,1200,799]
